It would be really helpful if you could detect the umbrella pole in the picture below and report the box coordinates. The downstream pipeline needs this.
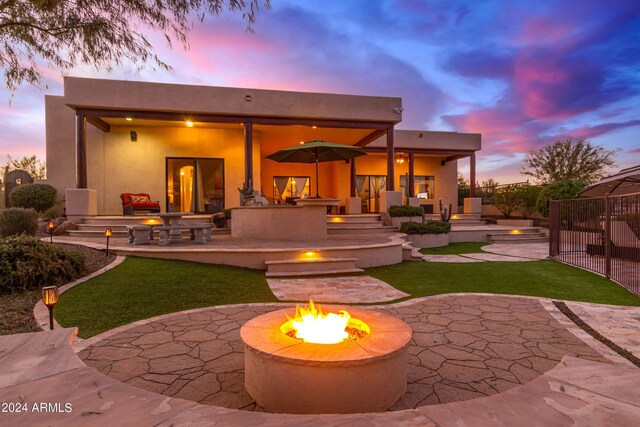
[315,157,320,198]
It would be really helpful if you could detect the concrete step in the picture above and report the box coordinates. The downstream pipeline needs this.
[489,235,549,244]
[265,257,363,277]
[327,214,381,223]
[327,222,383,229]
[425,213,482,221]
[265,268,364,278]
[327,225,397,235]
[66,228,230,238]
[81,215,213,225]
[450,219,486,225]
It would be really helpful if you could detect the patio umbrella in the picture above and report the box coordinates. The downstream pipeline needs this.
[265,140,367,198]
[579,165,640,197]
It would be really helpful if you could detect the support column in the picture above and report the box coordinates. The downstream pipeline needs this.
[76,112,87,189]
[244,121,253,189]
[386,126,395,191]
[408,152,415,197]
[350,158,357,197]
[469,152,476,197]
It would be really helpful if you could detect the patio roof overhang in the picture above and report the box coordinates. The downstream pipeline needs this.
[71,107,399,194]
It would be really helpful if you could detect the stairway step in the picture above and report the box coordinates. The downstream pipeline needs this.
[327,215,381,223]
[327,222,383,229]
[489,236,549,244]
[265,268,364,278]
[266,257,358,274]
[328,226,397,235]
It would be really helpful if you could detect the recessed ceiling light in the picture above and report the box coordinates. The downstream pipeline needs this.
[186,121,194,127]
[125,117,133,121]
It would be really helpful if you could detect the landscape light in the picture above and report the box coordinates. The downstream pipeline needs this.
[47,220,55,243]
[42,286,59,330]
[105,227,112,256]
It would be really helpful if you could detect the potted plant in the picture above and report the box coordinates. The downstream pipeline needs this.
[388,205,424,228]
[400,220,451,248]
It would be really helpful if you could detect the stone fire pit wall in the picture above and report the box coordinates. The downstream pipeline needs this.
[240,306,413,414]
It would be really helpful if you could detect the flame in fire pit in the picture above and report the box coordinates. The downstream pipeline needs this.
[280,300,369,344]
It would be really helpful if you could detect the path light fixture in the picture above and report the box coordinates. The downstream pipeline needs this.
[47,220,55,243]
[105,227,112,256]
[42,286,59,330]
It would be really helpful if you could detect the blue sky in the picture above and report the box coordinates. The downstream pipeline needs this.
[1,0,638,183]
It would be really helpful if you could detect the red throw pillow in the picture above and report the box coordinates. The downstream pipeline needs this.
[131,195,151,204]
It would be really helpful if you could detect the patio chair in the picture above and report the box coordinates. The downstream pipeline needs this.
[120,193,161,216]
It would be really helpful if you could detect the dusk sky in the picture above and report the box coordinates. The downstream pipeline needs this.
[1,0,639,183]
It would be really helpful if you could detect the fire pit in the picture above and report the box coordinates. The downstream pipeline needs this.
[240,302,412,414]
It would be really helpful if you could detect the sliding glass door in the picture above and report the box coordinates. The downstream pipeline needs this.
[356,175,386,213]
[166,158,224,213]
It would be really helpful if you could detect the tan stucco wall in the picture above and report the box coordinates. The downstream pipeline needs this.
[45,95,77,194]
[63,77,402,123]
[369,130,481,151]
[83,125,260,214]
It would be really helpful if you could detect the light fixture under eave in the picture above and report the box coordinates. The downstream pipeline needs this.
[185,120,194,127]
[125,117,133,121]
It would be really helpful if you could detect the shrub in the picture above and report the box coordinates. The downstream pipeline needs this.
[493,185,521,218]
[515,185,542,219]
[0,235,86,294]
[10,183,57,212]
[0,208,38,237]
[536,180,587,218]
[388,205,424,217]
[400,220,451,234]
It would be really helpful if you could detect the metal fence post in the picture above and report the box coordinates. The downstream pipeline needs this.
[604,193,611,279]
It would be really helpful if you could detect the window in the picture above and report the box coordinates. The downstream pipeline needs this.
[273,176,310,204]
[400,175,435,199]
[166,158,224,213]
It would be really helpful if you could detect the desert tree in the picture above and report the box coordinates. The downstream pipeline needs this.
[3,154,46,178]
[0,0,269,90]
[521,138,615,184]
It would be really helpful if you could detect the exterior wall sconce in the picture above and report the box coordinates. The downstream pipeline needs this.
[393,107,404,114]
[130,130,137,142]
[47,220,55,243]
[105,227,112,256]
[42,286,59,330]
[245,95,252,102]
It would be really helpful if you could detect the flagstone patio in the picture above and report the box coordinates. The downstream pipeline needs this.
[77,295,606,411]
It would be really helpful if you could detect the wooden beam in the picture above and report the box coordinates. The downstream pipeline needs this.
[244,121,253,188]
[76,112,87,189]
[386,127,395,191]
[354,129,387,147]
[470,152,476,197]
[365,146,475,156]
[350,158,357,197]
[408,152,415,198]
[86,117,110,133]
[72,108,393,130]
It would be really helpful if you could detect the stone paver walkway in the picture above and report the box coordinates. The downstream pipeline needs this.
[79,295,606,411]
[266,276,409,303]
[423,242,549,263]
[565,301,640,359]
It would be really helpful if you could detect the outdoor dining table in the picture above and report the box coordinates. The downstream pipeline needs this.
[148,212,194,244]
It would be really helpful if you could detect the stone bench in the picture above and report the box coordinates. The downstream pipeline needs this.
[126,225,153,245]
[155,224,213,245]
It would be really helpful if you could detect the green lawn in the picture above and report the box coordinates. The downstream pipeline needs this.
[419,242,488,255]
[367,260,640,307]
[57,255,640,339]
[56,257,277,338]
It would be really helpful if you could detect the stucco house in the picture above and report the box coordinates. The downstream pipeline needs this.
[45,77,481,218]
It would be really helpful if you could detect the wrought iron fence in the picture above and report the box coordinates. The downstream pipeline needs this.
[549,192,640,295]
